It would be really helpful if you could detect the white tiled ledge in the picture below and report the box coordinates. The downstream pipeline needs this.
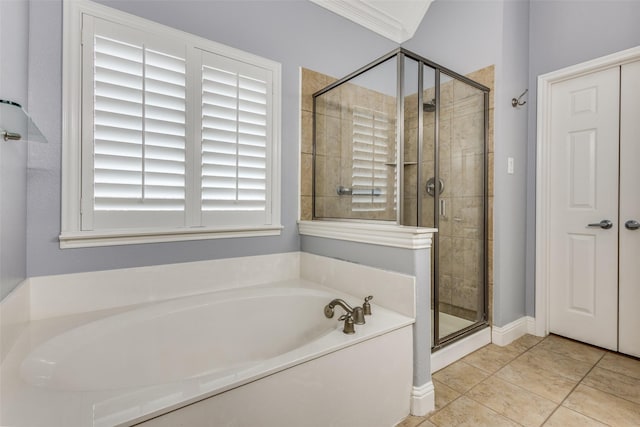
[298,220,436,249]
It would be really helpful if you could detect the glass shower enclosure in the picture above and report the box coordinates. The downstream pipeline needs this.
[312,48,489,349]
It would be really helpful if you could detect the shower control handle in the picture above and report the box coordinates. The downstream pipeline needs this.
[587,219,613,230]
[625,220,640,230]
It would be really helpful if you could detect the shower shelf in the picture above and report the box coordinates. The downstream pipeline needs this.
[0,99,47,143]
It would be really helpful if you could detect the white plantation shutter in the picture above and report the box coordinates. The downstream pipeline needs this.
[71,8,280,241]
[84,17,187,229]
[93,37,186,211]
[199,51,272,225]
[352,107,391,212]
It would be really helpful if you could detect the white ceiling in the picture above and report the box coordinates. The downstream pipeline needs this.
[309,0,434,44]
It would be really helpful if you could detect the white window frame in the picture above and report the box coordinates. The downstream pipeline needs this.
[61,0,281,248]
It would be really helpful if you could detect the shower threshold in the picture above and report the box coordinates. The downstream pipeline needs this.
[431,310,475,342]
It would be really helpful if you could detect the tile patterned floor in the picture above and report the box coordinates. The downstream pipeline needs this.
[400,334,640,427]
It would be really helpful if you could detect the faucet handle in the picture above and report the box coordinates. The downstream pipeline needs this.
[363,295,373,315]
[338,314,355,334]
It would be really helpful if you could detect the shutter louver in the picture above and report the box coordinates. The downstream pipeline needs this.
[201,64,268,212]
[93,35,186,212]
[352,107,390,212]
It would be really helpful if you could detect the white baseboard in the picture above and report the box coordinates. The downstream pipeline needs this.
[492,316,536,346]
[410,382,435,416]
[431,326,491,373]
[526,317,538,335]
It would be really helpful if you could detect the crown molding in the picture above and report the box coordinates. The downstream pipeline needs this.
[310,0,433,44]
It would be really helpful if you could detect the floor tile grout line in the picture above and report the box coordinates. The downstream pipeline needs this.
[540,334,609,364]
[485,343,567,406]
[538,350,608,426]
[594,352,640,380]
[466,337,560,427]
[424,335,640,427]
[436,341,539,427]
[579,381,640,409]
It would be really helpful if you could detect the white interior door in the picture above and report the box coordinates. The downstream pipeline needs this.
[619,60,640,358]
[548,67,620,351]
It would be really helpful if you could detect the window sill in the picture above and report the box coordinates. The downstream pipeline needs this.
[59,225,283,249]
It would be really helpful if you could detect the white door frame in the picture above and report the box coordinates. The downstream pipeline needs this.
[535,45,640,337]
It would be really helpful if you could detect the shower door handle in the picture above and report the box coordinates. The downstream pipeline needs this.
[587,219,613,229]
[625,220,640,230]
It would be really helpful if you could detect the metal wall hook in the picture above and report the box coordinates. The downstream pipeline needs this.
[511,89,528,108]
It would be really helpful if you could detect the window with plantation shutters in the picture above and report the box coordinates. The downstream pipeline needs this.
[199,53,271,222]
[351,107,391,212]
[90,31,187,224]
[82,17,188,230]
[62,2,281,247]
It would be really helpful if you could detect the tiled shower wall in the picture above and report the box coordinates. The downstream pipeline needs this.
[300,66,495,324]
[300,69,397,221]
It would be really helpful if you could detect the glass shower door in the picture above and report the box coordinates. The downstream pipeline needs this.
[426,70,487,346]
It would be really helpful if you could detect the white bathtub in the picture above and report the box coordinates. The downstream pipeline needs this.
[1,279,413,426]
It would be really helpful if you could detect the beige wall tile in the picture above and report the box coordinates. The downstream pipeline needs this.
[301,68,331,112]
[301,110,313,154]
[300,196,312,220]
[487,151,494,197]
[300,153,313,197]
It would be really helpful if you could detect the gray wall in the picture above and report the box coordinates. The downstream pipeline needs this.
[1,0,29,300]
[25,0,396,278]
[403,0,502,75]
[492,0,529,326]
[525,0,640,316]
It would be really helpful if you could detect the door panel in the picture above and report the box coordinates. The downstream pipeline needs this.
[548,67,620,351]
[567,234,596,315]
[619,60,640,357]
